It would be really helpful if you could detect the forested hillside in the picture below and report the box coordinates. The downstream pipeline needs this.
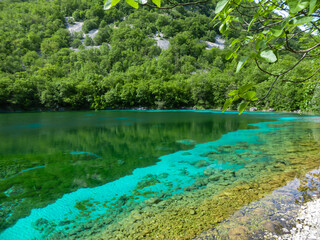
[0,0,318,112]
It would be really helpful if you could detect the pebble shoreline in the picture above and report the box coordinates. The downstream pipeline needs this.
[274,197,320,240]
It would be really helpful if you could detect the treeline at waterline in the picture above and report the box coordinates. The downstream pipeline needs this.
[0,0,319,112]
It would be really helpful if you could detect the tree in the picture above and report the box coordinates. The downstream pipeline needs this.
[214,0,320,113]
[104,0,320,113]
[84,35,94,46]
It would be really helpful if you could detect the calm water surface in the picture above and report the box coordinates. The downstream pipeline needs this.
[0,110,319,239]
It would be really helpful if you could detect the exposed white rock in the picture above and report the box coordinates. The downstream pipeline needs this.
[279,198,320,240]
[249,107,258,112]
[205,35,225,50]
[65,17,103,51]
[65,17,84,36]
[87,28,99,39]
[152,32,169,50]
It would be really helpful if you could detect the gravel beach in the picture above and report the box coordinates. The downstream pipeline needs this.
[276,197,320,240]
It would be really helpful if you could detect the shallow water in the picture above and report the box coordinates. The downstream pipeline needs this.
[0,110,319,239]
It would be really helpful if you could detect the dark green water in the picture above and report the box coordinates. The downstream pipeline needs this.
[0,110,276,231]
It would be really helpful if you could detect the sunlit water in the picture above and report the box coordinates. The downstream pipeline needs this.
[0,110,319,239]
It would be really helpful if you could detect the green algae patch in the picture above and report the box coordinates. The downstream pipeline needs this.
[135,176,160,190]
[75,200,93,211]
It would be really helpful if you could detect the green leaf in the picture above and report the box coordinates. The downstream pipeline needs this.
[238,102,248,115]
[215,0,229,14]
[297,0,310,11]
[103,0,120,10]
[288,0,300,13]
[104,0,121,9]
[152,0,161,7]
[291,16,313,26]
[126,0,139,8]
[238,84,254,94]
[228,90,239,96]
[289,0,309,13]
[104,0,112,10]
[260,50,277,63]
[248,19,255,31]
[219,22,227,34]
[231,39,241,47]
[270,25,285,37]
[255,39,267,51]
[309,0,317,14]
[233,0,241,5]
[236,56,249,73]
[222,98,233,112]
[233,95,240,101]
[225,51,234,60]
[243,91,256,100]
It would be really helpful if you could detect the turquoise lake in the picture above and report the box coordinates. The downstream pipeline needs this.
[1,110,320,239]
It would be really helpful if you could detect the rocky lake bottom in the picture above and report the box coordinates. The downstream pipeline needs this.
[0,111,320,240]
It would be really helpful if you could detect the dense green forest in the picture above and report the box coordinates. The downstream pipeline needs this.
[0,0,319,112]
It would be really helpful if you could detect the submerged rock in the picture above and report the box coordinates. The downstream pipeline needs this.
[33,218,49,231]
[192,160,210,168]
[209,175,221,182]
[4,185,24,197]
[203,168,214,176]
[158,173,169,179]
[200,151,219,157]
[117,160,125,165]
[182,152,192,156]
[203,168,221,176]
[228,225,250,240]
[144,197,162,205]
[135,178,160,190]
[176,139,197,145]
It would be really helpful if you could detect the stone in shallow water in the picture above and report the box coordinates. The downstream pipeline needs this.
[223,169,236,178]
[209,175,221,181]
[228,225,250,240]
[135,178,160,190]
[144,197,162,205]
[33,218,49,231]
[190,210,196,215]
[158,173,169,179]
[203,168,215,176]
[193,178,209,188]
[261,220,276,232]
[192,160,210,168]
[58,220,72,226]
[200,151,219,157]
